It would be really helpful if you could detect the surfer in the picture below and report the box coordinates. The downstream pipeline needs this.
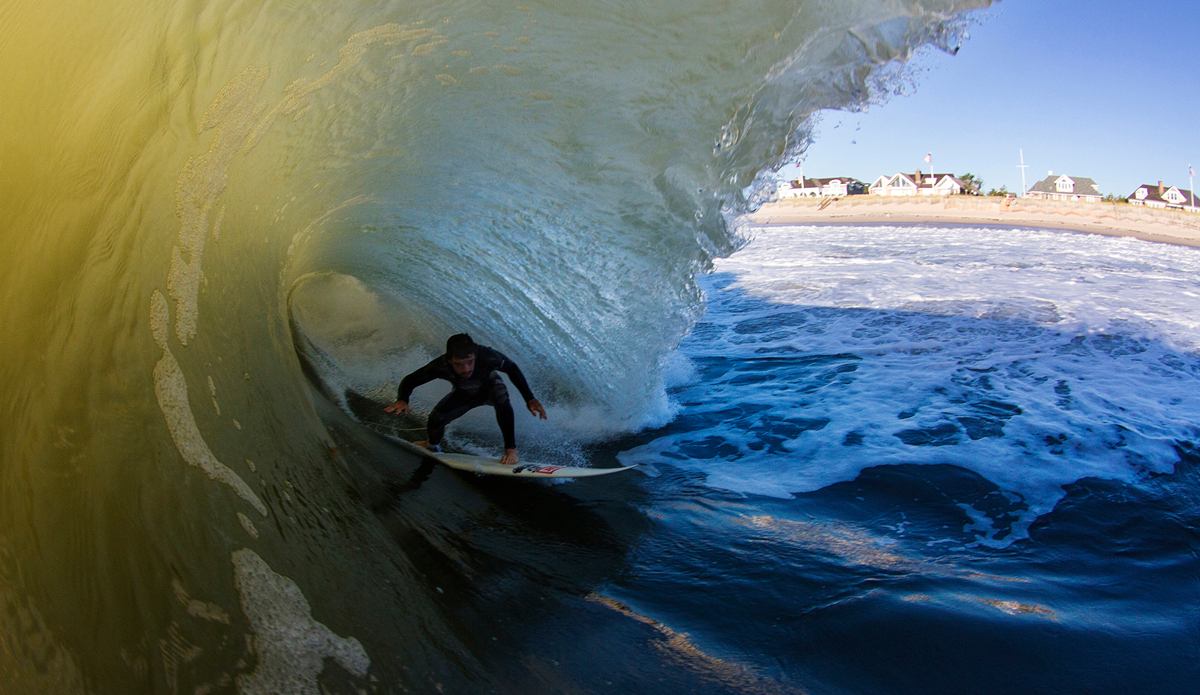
[384,334,547,465]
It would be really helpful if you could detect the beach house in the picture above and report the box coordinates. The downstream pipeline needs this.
[1024,174,1102,203]
[778,177,866,198]
[1128,182,1199,212]
[868,170,966,197]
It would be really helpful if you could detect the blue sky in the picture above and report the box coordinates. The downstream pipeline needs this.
[782,0,1200,198]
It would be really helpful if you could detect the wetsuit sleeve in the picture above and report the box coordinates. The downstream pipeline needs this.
[490,349,536,403]
[397,357,444,402]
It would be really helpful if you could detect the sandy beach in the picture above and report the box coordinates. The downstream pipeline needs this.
[748,196,1200,248]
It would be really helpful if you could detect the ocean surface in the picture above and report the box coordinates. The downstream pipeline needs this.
[5,0,1199,693]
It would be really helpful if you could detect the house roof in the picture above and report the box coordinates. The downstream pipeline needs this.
[1129,183,1197,205]
[875,172,964,189]
[1027,174,1102,196]
[792,177,864,188]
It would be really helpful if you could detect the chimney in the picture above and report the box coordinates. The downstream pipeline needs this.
[916,169,922,184]
[1159,180,1165,197]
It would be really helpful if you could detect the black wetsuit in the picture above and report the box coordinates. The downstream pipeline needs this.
[397,346,536,450]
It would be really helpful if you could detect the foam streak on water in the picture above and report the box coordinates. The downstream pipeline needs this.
[621,224,1200,545]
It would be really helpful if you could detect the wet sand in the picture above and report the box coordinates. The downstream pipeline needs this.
[747,196,1200,248]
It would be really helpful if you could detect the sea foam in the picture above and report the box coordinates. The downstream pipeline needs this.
[620,224,1200,545]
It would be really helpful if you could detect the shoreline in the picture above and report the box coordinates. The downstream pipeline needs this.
[745,196,1200,249]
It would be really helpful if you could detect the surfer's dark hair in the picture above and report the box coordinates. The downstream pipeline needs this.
[446,333,476,359]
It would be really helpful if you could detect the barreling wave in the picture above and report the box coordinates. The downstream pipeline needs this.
[0,0,991,692]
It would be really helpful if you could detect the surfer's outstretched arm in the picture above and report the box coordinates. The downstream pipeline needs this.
[487,349,545,421]
[489,349,536,402]
[386,357,445,415]
[396,357,443,402]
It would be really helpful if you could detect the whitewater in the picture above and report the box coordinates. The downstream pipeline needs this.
[3,0,1198,693]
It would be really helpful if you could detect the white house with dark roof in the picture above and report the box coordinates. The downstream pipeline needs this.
[1128,182,1199,212]
[868,170,966,197]
[1024,174,1102,202]
[779,176,866,198]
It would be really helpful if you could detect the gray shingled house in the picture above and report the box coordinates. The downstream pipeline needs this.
[1128,181,1199,212]
[1025,174,1102,202]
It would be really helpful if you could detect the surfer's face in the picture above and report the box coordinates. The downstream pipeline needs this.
[449,353,475,378]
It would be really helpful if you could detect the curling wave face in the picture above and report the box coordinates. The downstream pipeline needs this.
[0,0,990,692]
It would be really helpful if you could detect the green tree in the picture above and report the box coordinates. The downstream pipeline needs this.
[986,185,1010,197]
[959,172,983,194]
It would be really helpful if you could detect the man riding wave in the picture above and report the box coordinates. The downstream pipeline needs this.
[385,334,546,464]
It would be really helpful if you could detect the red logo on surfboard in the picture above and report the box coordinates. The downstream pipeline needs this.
[514,464,563,475]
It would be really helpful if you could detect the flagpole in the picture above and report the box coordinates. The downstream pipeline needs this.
[1018,149,1029,197]
[1190,164,1195,211]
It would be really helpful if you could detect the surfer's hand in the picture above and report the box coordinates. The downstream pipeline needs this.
[501,448,518,465]
[527,399,547,420]
[384,400,409,415]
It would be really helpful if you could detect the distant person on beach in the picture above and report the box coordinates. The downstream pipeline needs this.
[384,333,546,464]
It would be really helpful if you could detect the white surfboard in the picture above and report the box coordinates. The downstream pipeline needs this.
[395,439,635,478]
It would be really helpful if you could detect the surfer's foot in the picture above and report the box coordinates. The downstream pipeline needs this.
[500,448,518,466]
[414,441,440,453]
